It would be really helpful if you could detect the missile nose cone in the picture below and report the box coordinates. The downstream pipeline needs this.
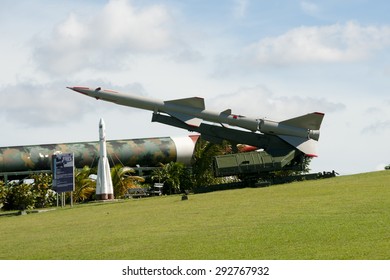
[99,118,106,130]
[99,118,105,140]
[67,86,92,95]
[66,86,77,92]
[67,86,85,91]
[67,86,104,101]
[99,118,105,129]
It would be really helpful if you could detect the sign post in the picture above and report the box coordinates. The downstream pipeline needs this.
[52,153,75,207]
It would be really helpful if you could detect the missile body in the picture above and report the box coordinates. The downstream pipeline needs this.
[96,118,114,200]
[0,136,198,174]
[68,86,324,156]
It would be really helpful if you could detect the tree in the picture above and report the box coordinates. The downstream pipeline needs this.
[150,164,165,183]
[73,166,96,203]
[151,162,186,194]
[274,155,312,178]
[191,138,230,188]
[111,164,145,198]
[301,156,312,174]
[164,162,185,194]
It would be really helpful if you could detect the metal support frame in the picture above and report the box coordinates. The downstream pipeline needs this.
[152,113,297,157]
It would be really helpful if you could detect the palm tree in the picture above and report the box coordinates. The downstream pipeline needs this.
[164,162,185,194]
[151,162,186,194]
[150,163,165,183]
[191,138,230,187]
[111,164,145,198]
[73,166,96,203]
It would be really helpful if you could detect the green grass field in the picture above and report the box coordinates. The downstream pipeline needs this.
[1,171,389,260]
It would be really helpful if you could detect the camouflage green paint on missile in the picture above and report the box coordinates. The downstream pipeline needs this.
[0,136,198,173]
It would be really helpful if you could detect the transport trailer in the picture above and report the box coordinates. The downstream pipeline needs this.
[212,150,304,178]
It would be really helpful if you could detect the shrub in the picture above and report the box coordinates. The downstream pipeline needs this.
[4,183,37,210]
[30,173,56,208]
[2,173,56,211]
[0,180,6,210]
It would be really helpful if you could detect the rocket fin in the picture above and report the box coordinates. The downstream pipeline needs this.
[166,111,203,127]
[280,112,324,130]
[279,135,318,157]
[220,109,232,115]
[164,97,205,110]
[164,97,205,127]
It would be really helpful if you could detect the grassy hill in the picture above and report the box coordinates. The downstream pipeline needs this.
[0,171,389,260]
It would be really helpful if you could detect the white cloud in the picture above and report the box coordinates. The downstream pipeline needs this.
[170,49,204,64]
[363,120,390,134]
[242,21,390,66]
[1,82,89,127]
[208,85,345,120]
[361,100,390,135]
[92,0,172,51]
[0,81,147,127]
[32,0,174,76]
[300,1,320,16]
[233,0,249,19]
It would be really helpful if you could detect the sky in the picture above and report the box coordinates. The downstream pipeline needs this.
[1,0,389,175]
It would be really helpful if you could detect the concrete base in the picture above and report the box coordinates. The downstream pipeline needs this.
[96,193,114,200]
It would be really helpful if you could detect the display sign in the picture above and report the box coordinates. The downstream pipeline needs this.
[52,153,75,193]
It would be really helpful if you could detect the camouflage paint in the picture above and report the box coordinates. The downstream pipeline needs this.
[0,136,198,173]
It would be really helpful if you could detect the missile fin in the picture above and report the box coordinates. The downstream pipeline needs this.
[220,109,232,115]
[164,97,205,110]
[279,135,318,156]
[280,112,324,130]
[166,111,203,127]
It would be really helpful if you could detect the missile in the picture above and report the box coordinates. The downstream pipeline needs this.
[0,135,198,175]
[67,86,324,156]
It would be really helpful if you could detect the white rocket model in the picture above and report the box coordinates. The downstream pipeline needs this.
[96,118,114,200]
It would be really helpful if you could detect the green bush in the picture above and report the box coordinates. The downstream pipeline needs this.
[2,173,56,211]
[0,180,6,210]
[4,183,37,210]
[30,173,56,208]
